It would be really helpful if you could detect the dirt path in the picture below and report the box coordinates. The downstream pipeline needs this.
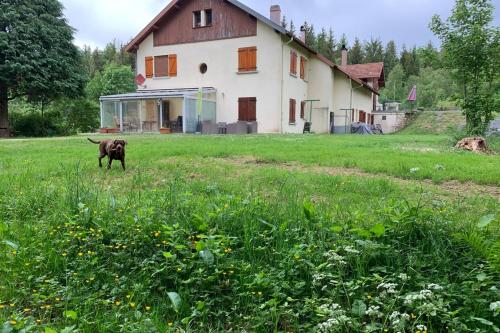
[220,156,500,200]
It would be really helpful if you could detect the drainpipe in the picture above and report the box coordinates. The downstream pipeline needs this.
[280,34,294,133]
[99,100,103,128]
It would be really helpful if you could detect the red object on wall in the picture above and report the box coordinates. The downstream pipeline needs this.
[135,74,146,85]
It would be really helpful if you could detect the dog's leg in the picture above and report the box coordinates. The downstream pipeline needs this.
[98,154,105,168]
[120,159,126,171]
[107,157,113,170]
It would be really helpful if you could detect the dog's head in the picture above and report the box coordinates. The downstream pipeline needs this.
[112,139,127,154]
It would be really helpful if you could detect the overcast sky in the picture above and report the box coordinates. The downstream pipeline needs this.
[61,0,500,52]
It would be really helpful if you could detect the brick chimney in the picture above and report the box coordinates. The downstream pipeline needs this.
[270,5,281,25]
[300,25,306,43]
[341,45,348,66]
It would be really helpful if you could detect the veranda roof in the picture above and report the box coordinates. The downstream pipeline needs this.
[99,87,217,101]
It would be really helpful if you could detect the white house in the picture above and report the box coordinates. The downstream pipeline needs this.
[99,0,379,134]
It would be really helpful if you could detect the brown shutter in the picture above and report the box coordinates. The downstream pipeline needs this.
[290,51,296,75]
[289,99,296,123]
[145,56,154,78]
[300,101,305,119]
[248,47,257,71]
[248,97,256,121]
[238,48,247,72]
[154,56,169,77]
[238,98,248,121]
[300,57,306,79]
[168,54,177,77]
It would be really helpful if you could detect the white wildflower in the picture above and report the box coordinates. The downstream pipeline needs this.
[416,324,428,331]
[377,282,398,294]
[366,305,382,317]
[343,245,360,254]
[419,289,433,298]
[398,273,409,281]
[427,283,443,291]
[324,250,347,265]
[490,301,500,314]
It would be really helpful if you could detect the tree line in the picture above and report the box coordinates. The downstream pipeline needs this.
[1,0,497,137]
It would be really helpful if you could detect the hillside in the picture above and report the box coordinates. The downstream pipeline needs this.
[399,110,465,135]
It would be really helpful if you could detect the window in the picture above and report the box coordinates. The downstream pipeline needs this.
[290,51,297,75]
[145,56,154,78]
[238,47,257,72]
[193,9,212,28]
[205,9,212,26]
[193,11,202,28]
[154,55,168,77]
[238,97,256,121]
[300,56,307,80]
[145,54,177,78]
[289,99,296,124]
[300,101,305,119]
[382,116,387,120]
[199,63,207,74]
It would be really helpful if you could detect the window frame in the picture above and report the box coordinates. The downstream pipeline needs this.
[238,46,257,73]
[204,9,213,27]
[193,11,202,28]
[154,55,169,78]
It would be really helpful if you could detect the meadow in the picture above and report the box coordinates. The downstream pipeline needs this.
[0,134,499,332]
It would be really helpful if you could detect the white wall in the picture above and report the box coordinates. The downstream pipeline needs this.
[373,113,407,133]
[308,58,334,133]
[136,21,283,133]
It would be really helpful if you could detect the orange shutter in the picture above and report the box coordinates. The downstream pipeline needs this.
[145,56,154,78]
[300,57,306,79]
[238,48,247,72]
[289,99,296,123]
[300,101,305,119]
[168,54,177,77]
[248,47,257,71]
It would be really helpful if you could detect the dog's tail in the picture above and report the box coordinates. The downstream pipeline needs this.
[87,138,101,144]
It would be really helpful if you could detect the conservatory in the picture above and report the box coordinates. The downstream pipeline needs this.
[99,88,217,134]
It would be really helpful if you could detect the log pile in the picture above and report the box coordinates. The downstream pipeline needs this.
[455,137,489,153]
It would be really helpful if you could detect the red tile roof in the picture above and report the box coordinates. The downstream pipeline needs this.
[339,62,384,79]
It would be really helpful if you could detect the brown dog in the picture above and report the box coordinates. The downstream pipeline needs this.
[88,138,127,170]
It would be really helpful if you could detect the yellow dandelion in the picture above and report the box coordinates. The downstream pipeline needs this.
[62,253,67,257]
[129,302,136,308]
[9,303,14,307]
[257,291,262,296]
[115,300,121,306]
[9,320,16,325]
[45,304,51,309]
[126,295,131,299]
[168,321,173,327]
[416,331,421,333]
[23,308,30,312]
[145,306,151,311]
[77,252,83,257]
[411,313,416,319]
[55,298,61,302]
[177,268,182,272]
[154,232,160,237]
[36,319,42,324]
[0,305,4,309]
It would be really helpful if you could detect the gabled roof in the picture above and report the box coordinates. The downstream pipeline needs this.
[339,62,384,79]
[124,0,378,95]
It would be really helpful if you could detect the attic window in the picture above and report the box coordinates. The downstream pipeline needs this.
[193,11,202,28]
[193,9,212,28]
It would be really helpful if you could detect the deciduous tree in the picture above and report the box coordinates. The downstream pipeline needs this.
[0,0,85,137]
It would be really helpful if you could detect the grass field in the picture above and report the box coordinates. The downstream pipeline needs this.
[0,134,499,332]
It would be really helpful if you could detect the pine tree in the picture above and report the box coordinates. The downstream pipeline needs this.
[316,28,328,56]
[289,20,296,36]
[305,22,317,49]
[383,41,398,76]
[364,37,384,63]
[349,38,364,64]
[325,28,336,62]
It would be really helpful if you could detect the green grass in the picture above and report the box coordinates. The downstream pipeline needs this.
[0,134,499,332]
[399,111,465,135]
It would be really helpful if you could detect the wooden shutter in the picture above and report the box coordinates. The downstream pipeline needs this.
[154,55,168,77]
[289,99,296,123]
[168,54,177,77]
[238,98,248,121]
[145,56,154,78]
[300,57,306,79]
[300,101,305,119]
[290,51,297,75]
[238,47,257,72]
[248,97,256,121]
[238,97,257,121]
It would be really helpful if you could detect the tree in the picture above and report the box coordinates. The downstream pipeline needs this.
[431,0,499,134]
[281,15,287,29]
[417,42,441,69]
[400,45,420,78]
[383,41,399,75]
[349,38,364,64]
[336,34,349,64]
[304,22,317,49]
[289,20,296,36]
[380,64,407,103]
[0,0,85,137]
[325,28,336,62]
[86,63,135,101]
[316,28,328,56]
[363,37,384,63]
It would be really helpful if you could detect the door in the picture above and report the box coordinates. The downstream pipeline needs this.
[329,112,335,134]
[161,100,170,128]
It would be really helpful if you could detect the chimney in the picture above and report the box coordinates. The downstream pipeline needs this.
[270,5,281,25]
[341,45,348,66]
[300,25,306,43]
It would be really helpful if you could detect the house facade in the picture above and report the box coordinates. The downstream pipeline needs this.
[99,0,378,134]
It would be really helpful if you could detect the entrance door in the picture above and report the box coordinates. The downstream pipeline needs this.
[161,101,170,128]
[329,112,335,134]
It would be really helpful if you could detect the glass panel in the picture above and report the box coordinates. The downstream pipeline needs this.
[140,100,160,132]
[121,101,140,132]
[184,98,197,133]
[102,101,119,128]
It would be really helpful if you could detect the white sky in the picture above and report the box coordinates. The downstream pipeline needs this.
[61,0,500,52]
